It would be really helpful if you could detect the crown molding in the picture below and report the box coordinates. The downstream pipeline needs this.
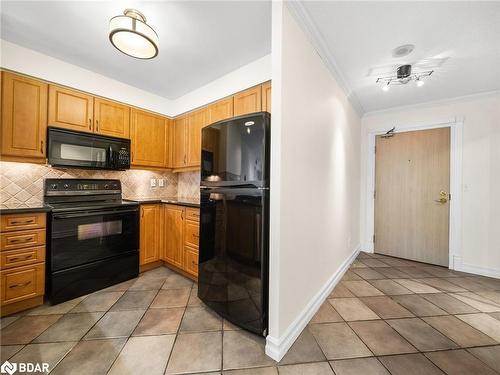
[285,1,365,116]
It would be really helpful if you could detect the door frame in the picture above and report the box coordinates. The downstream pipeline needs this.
[364,117,463,270]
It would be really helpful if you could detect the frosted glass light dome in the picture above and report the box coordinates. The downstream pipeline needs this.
[109,9,159,59]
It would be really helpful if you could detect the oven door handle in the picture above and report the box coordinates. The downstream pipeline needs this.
[52,208,138,219]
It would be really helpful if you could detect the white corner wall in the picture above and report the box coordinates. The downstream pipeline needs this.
[360,92,500,278]
[266,2,361,361]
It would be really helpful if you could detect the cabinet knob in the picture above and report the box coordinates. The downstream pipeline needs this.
[89,119,92,130]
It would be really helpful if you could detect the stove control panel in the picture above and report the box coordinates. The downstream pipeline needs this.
[45,179,122,195]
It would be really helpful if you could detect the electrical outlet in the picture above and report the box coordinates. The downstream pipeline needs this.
[150,178,157,187]
[158,179,164,187]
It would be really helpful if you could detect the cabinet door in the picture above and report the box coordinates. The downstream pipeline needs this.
[1,72,47,161]
[183,246,198,278]
[208,97,233,125]
[233,85,262,116]
[171,116,187,168]
[139,204,160,265]
[48,85,94,133]
[94,98,130,139]
[164,205,184,268]
[186,108,206,167]
[130,109,167,168]
[262,81,271,113]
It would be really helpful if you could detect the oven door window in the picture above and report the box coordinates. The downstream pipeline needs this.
[51,209,138,272]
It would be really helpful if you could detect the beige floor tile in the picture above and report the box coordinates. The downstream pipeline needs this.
[444,277,492,292]
[108,335,175,375]
[360,296,414,319]
[133,307,184,336]
[70,292,124,313]
[456,313,500,341]
[110,290,157,311]
[180,306,222,332]
[223,319,243,331]
[394,267,434,278]
[418,278,468,292]
[421,293,479,314]
[34,312,104,343]
[391,295,447,317]
[162,274,194,289]
[450,292,500,312]
[329,284,355,298]
[341,271,362,281]
[50,338,126,375]
[97,278,136,292]
[360,259,389,268]
[278,362,333,375]
[225,367,277,374]
[223,330,275,370]
[350,260,368,268]
[348,320,417,356]
[310,302,343,324]
[425,349,498,375]
[128,277,165,291]
[341,281,384,297]
[308,323,372,360]
[329,298,379,321]
[0,345,24,361]
[0,316,19,329]
[423,315,497,347]
[393,279,441,294]
[150,288,190,308]
[368,279,413,295]
[330,357,389,375]
[84,309,145,339]
[490,312,500,321]
[387,318,458,351]
[378,353,445,375]
[477,291,500,305]
[376,268,412,279]
[421,267,461,278]
[279,327,325,365]
[375,258,410,267]
[0,315,62,345]
[10,342,76,373]
[188,286,203,306]
[351,268,385,280]
[166,331,222,374]
[467,345,500,373]
[25,297,86,315]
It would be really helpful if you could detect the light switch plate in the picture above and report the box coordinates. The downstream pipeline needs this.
[150,178,157,187]
[158,179,165,187]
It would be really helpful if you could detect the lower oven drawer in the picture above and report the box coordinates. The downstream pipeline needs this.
[1,246,46,270]
[1,263,45,305]
[1,229,46,251]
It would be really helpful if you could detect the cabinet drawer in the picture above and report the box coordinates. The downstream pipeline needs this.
[0,246,45,270]
[1,229,46,251]
[1,213,46,232]
[184,246,199,277]
[185,207,200,222]
[1,263,45,305]
[184,221,199,248]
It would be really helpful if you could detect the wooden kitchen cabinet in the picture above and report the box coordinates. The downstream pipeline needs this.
[94,98,130,138]
[1,72,48,163]
[186,108,206,167]
[130,109,169,168]
[171,116,187,168]
[163,205,184,269]
[139,204,161,266]
[262,81,271,113]
[234,85,262,116]
[48,85,94,133]
[208,96,233,125]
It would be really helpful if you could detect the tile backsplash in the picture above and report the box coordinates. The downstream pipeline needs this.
[0,161,200,209]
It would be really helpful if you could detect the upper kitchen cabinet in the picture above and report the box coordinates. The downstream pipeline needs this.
[48,85,94,133]
[208,97,233,125]
[171,116,187,169]
[130,108,169,168]
[262,81,271,113]
[1,72,48,163]
[94,98,130,139]
[186,108,207,167]
[233,85,262,116]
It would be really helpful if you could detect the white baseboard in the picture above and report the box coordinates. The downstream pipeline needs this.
[265,245,361,361]
[453,257,500,279]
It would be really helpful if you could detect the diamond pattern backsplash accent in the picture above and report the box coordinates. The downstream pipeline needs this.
[0,162,200,209]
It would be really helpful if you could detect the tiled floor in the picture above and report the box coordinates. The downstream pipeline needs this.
[1,252,500,374]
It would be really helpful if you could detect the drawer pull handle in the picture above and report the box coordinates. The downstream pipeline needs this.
[191,260,198,265]
[193,234,199,238]
[9,255,33,262]
[8,237,34,244]
[9,281,32,289]
[10,220,35,225]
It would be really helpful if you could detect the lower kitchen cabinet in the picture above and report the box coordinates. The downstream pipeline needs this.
[139,204,161,266]
[163,205,184,269]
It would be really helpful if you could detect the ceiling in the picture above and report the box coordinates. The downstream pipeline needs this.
[1,1,271,99]
[298,1,500,113]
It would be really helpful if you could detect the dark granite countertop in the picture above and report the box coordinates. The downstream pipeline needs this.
[0,205,52,215]
[124,198,200,208]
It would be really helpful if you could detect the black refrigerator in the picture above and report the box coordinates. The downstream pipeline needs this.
[198,112,270,336]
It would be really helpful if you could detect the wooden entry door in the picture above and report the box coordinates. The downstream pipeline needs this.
[374,127,450,266]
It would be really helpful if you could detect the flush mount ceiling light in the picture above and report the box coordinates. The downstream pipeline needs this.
[392,44,415,58]
[109,9,159,59]
[376,64,433,91]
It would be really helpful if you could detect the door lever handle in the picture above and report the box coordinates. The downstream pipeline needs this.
[435,197,448,204]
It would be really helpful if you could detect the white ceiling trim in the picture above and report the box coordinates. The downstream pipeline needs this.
[285,1,364,115]
[362,89,500,118]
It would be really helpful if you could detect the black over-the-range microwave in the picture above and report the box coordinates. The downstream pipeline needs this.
[47,127,131,170]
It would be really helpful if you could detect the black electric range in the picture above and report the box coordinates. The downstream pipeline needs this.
[44,178,139,304]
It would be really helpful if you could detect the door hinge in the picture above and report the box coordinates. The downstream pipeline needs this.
[373,234,376,243]
[449,193,452,201]
[373,190,376,199]
[374,145,377,154]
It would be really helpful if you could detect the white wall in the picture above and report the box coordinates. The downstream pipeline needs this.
[267,2,361,360]
[360,92,500,277]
